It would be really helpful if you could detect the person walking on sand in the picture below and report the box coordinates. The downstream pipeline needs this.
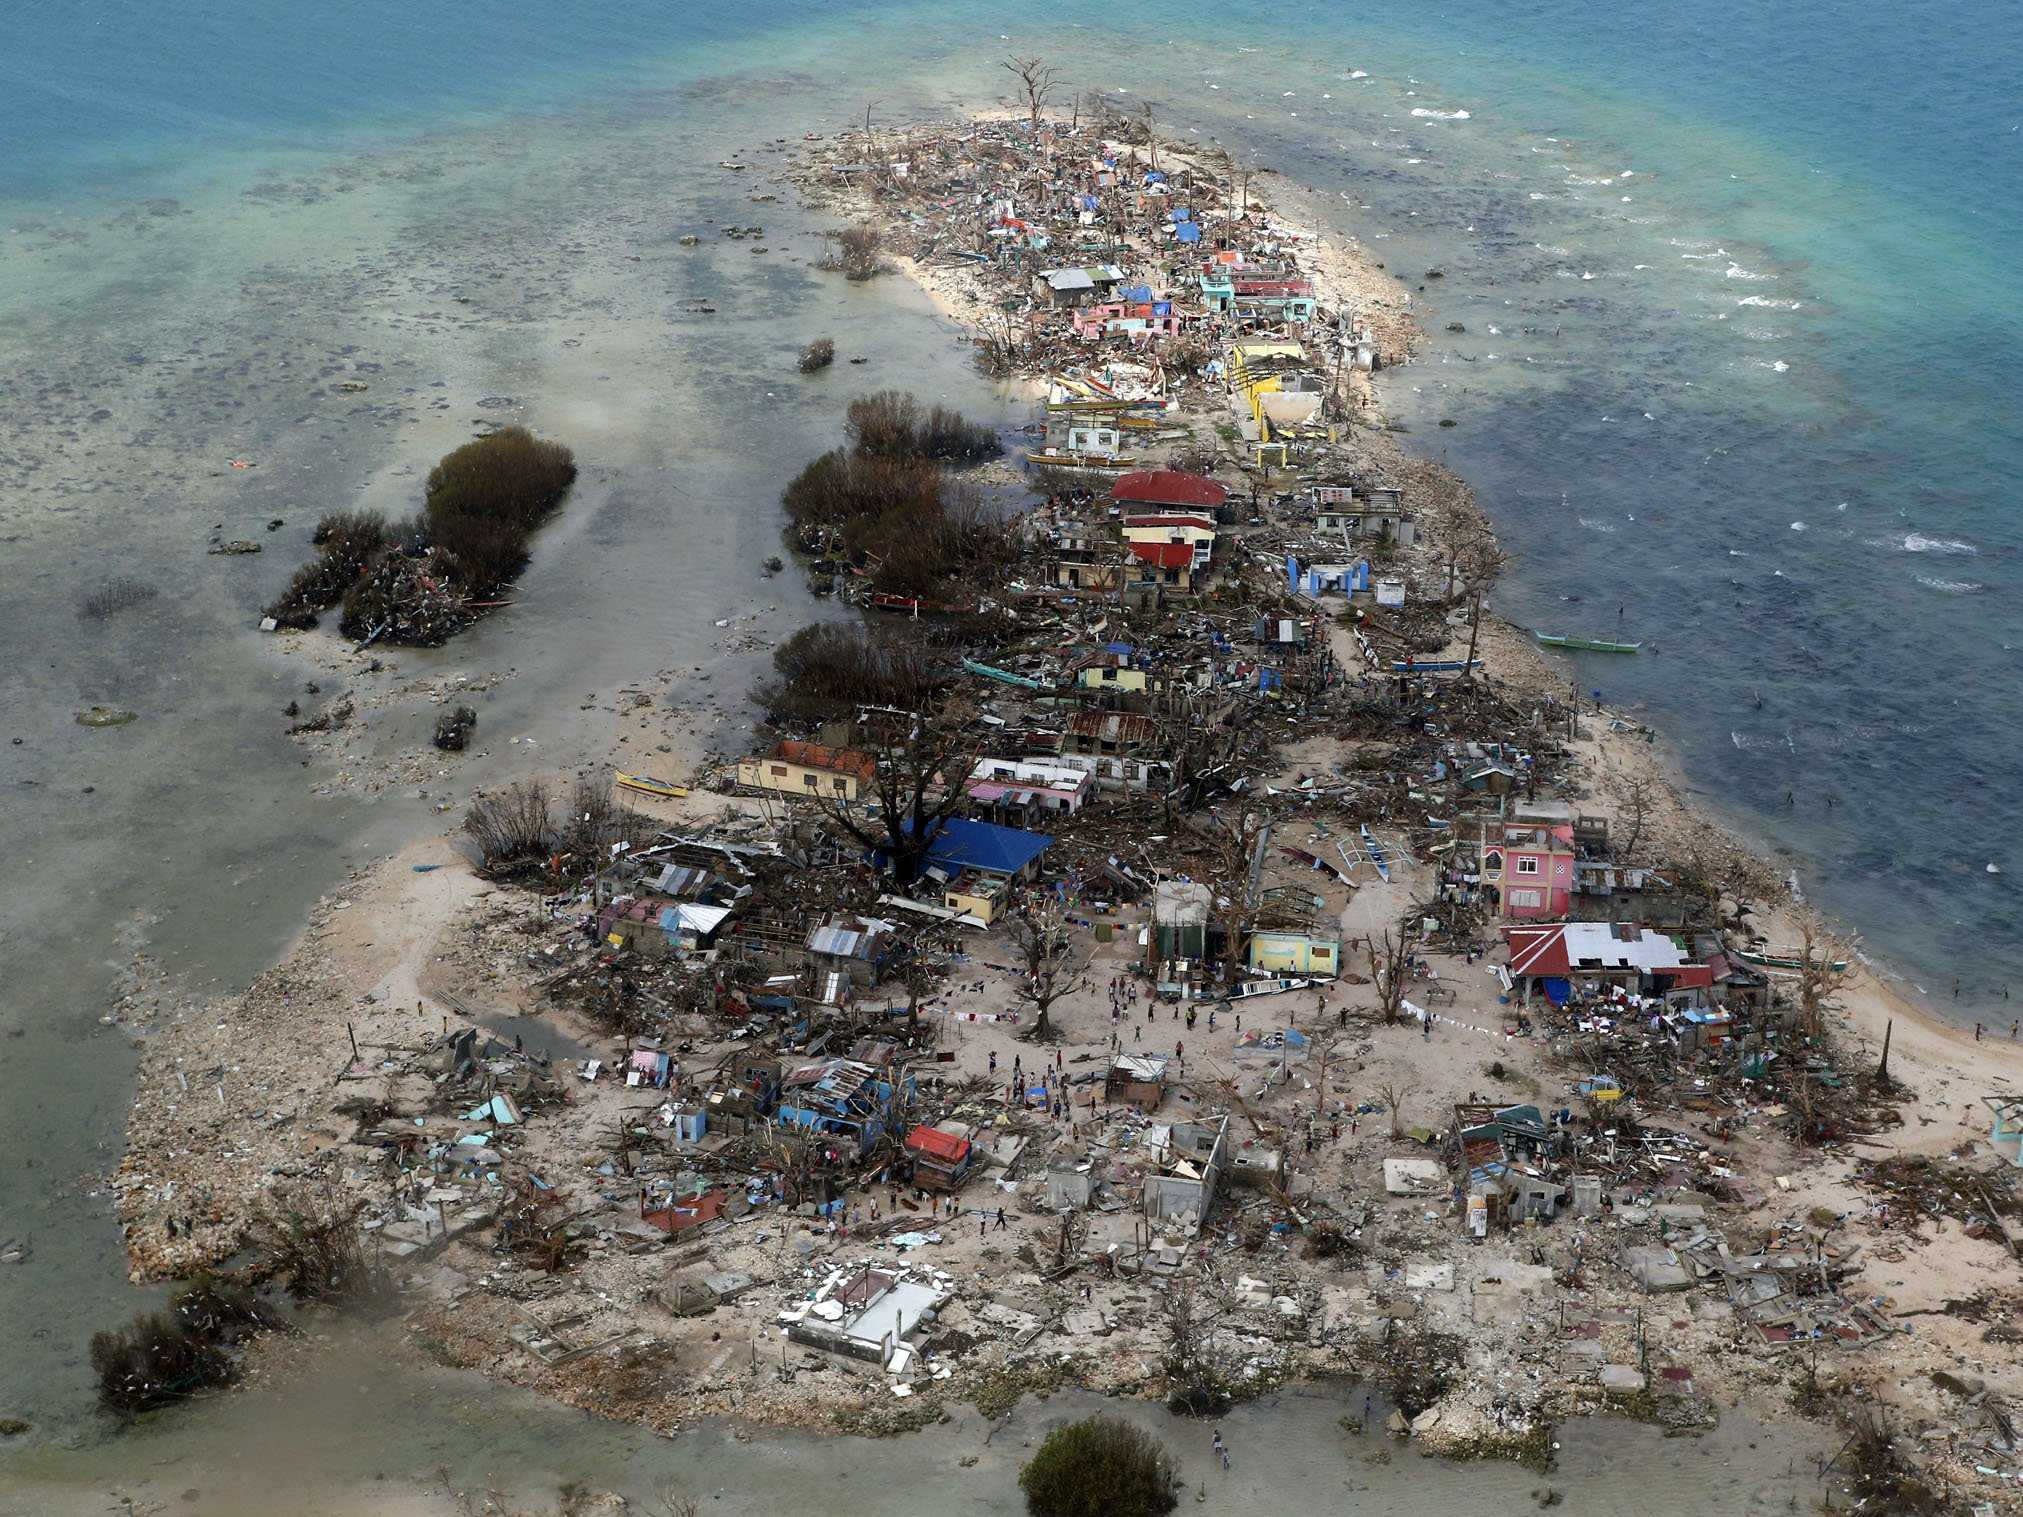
[994,1207,1007,1231]
[1176,1039,1184,1071]
[1212,1430,1230,1470]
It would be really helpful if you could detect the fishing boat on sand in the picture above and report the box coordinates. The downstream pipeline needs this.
[1734,944,1851,972]
[616,772,689,801]
[1533,631,1642,654]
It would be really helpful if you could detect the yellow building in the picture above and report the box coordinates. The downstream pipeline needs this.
[1245,931,1341,977]
[734,740,876,802]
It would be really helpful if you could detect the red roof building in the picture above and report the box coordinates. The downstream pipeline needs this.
[1112,470,1228,511]
[1128,541,1194,570]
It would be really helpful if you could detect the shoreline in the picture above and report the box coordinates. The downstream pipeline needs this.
[95,106,2023,1513]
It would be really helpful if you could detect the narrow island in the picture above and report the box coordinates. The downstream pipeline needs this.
[102,94,2021,1516]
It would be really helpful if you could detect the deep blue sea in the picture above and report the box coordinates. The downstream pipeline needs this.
[4,0,2018,1003]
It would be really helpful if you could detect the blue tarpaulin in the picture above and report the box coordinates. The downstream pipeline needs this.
[1175,222,1202,244]
[1543,977,1571,1005]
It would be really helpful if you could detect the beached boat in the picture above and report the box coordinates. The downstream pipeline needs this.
[1734,944,1850,972]
[1533,631,1643,654]
[1224,976,1313,1002]
[1359,824,1391,882]
[616,772,689,801]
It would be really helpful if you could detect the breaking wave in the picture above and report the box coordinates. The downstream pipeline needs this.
[1737,295,1801,309]
[1916,575,1985,594]
[1900,533,1981,556]
[1409,107,1470,120]
[1725,263,1768,280]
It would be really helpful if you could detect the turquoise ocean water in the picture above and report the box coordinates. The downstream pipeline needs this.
[6,1,2018,1000]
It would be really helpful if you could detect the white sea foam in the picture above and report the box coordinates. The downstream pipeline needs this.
[1741,327,1783,340]
[1679,249,1728,260]
[1736,296,1801,309]
[1790,521,1806,531]
[1409,107,1471,120]
[1577,516,1619,534]
[1900,533,1981,556]
[1347,69,1369,78]
[1916,575,1985,593]
[1566,174,1615,185]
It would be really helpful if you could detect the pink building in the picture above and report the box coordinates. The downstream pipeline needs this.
[1483,816,1576,919]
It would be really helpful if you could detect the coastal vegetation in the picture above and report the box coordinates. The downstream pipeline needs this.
[1017,1414,1177,1517]
[820,224,884,281]
[90,1279,279,1412]
[778,389,1012,615]
[798,337,836,373]
[264,426,575,644]
[91,1190,377,1414]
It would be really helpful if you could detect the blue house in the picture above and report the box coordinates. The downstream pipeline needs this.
[888,816,1053,926]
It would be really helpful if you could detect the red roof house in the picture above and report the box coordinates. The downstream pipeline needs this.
[1112,470,1228,511]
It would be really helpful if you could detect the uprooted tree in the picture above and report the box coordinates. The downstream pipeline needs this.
[1007,895,1091,1041]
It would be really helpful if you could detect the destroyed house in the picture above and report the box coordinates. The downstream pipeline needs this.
[1071,299,1182,341]
[735,740,876,802]
[805,917,895,984]
[785,1265,951,1367]
[774,1057,913,1155]
[1454,1102,1557,1164]
[1104,1052,1170,1112]
[967,757,1093,816]
[1053,709,1169,790]
[1034,263,1127,308]
[1503,921,1690,1005]
[1314,485,1414,546]
[1142,1117,1228,1234]
[905,1123,976,1190]
[1051,524,1123,591]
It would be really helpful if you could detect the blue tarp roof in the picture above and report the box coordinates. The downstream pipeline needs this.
[906,816,1053,877]
[1175,222,1202,243]
[1120,283,1154,303]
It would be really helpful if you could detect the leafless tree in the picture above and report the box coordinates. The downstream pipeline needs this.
[1619,775,1657,860]
[1002,56,1059,131]
[1376,1079,1417,1140]
[1310,1027,1351,1115]
[813,704,980,884]
[1795,920,1851,1041]
[1136,100,1158,170]
[1201,811,1258,979]
[1006,895,1090,1041]
[1460,535,1508,680]
[1366,928,1410,1025]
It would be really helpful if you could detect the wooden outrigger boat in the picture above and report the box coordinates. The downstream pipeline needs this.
[616,772,689,801]
[1734,944,1851,973]
[1533,631,1642,654]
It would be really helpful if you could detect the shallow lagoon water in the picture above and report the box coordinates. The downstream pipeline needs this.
[2,0,2015,1492]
